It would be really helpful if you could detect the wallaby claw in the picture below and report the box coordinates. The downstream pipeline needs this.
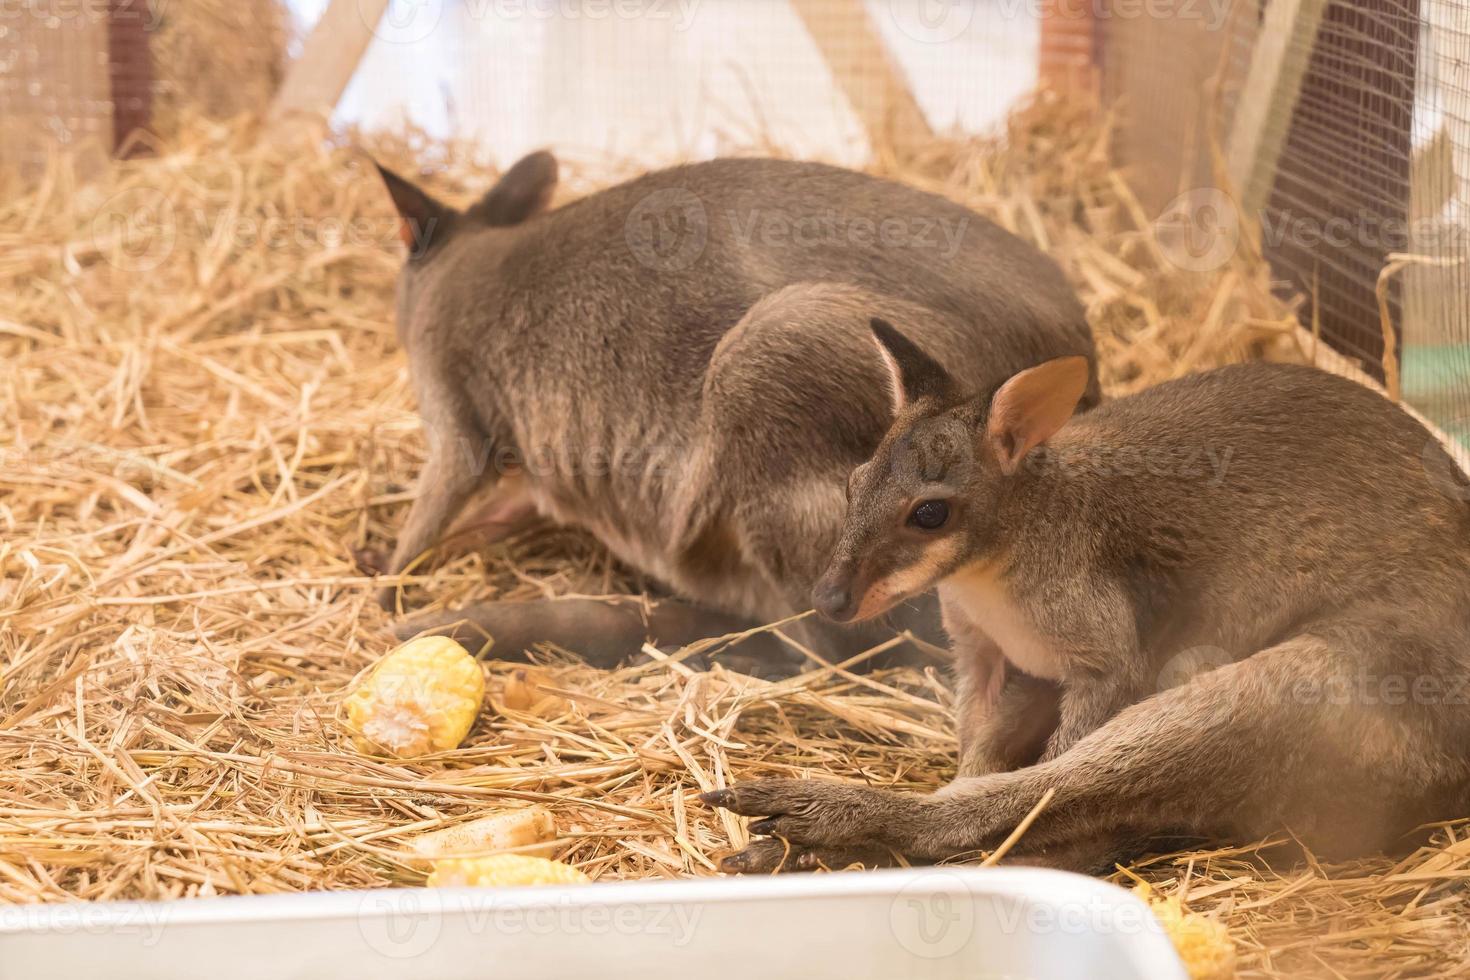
[698,789,735,808]
[716,838,903,874]
[700,778,902,847]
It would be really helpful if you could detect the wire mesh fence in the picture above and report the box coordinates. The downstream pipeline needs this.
[1092,0,1470,444]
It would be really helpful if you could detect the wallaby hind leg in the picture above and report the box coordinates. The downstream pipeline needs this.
[705,624,1470,870]
[395,597,793,673]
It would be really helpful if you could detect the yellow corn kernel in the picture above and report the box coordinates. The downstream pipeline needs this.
[407,806,557,862]
[344,636,485,757]
[427,853,590,888]
[1134,884,1235,980]
[496,666,570,718]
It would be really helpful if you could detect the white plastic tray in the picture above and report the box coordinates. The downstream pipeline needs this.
[0,866,1185,980]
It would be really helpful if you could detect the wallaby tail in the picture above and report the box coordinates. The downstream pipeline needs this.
[394,596,795,674]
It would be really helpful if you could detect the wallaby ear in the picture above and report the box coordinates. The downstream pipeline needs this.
[375,162,454,258]
[869,317,956,412]
[985,356,1091,473]
[466,150,558,227]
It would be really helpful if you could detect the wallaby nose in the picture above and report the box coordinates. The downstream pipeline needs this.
[812,576,856,623]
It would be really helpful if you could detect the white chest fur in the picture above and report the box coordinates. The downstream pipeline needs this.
[941,564,1067,681]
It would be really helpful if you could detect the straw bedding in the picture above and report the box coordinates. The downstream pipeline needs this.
[147,0,289,139]
[2,99,1468,977]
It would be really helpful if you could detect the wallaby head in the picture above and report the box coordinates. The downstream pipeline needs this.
[374,151,559,343]
[812,318,1089,623]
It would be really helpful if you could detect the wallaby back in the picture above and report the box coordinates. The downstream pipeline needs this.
[378,156,1098,665]
[1015,363,1470,659]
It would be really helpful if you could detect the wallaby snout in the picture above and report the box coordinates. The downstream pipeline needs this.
[811,568,858,623]
[818,325,1095,629]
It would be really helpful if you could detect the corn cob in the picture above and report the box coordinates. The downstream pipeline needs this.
[343,636,484,757]
[427,853,589,888]
[1134,884,1235,980]
[407,806,556,861]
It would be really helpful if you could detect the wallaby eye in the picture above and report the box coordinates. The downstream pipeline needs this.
[908,499,950,530]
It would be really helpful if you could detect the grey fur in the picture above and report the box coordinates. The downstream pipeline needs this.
[373,154,1097,667]
[712,357,1470,870]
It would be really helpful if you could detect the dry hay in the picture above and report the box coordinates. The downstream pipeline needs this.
[2,99,1468,978]
[146,0,289,139]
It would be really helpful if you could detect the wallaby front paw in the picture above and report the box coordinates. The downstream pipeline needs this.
[700,779,903,848]
[716,838,904,874]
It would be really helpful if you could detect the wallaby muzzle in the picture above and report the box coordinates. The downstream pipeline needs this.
[812,569,858,623]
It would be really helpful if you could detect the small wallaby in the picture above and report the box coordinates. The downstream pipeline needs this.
[370,153,1098,670]
[704,327,1470,871]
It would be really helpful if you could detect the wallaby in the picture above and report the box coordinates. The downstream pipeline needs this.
[369,153,1098,670]
[703,328,1470,871]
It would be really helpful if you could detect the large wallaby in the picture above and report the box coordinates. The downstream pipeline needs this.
[370,153,1097,670]
[704,333,1470,871]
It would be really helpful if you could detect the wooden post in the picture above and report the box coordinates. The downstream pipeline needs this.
[270,0,392,124]
[1225,0,1330,214]
[789,0,932,153]
[107,0,154,154]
